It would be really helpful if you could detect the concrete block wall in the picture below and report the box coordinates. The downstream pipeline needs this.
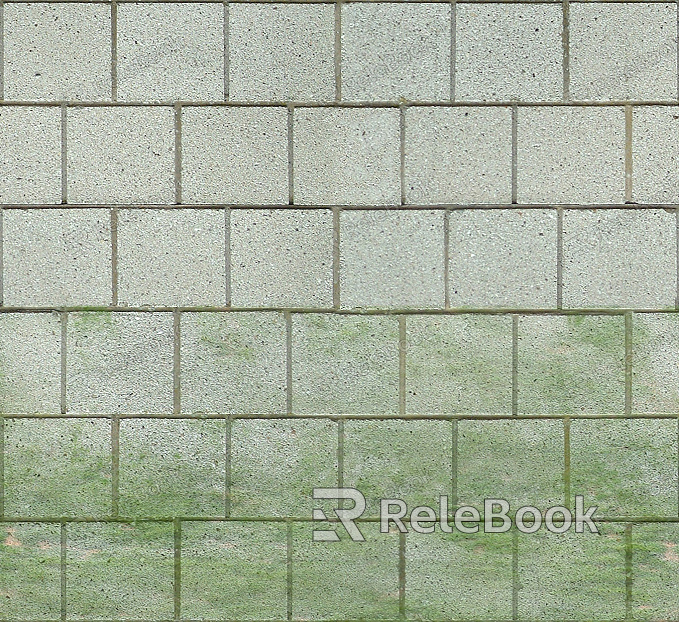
[1,1,679,620]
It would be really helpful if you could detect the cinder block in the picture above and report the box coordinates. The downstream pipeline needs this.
[229,4,334,101]
[517,107,625,204]
[0,107,61,204]
[291,314,399,415]
[181,106,288,205]
[230,419,337,517]
[570,3,677,101]
[67,107,174,204]
[406,531,513,619]
[570,419,678,516]
[343,420,453,517]
[66,522,174,619]
[292,523,400,620]
[118,418,226,517]
[340,210,445,309]
[405,107,512,204]
[4,3,110,101]
[455,4,562,102]
[458,420,565,509]
[3,209,111,306]
[518,525,626,619]
[181,312,287,415]
[0,313,61,414]
[632,106,679,203]
[562,209,676,308]
[341,3,450,101]
[518,315,626,414]
[181,521,288,620]
[448,209,557,308]
[0,523,61,620]
[117,209,226,307]
[5,418,111,517]
[230,209,333,308]
[117,3,223,102]
[293,107,400,205]
[405,315,513,415]
[66,312,173,414]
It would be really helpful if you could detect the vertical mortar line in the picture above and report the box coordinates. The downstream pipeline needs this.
[173,310,181,415]
[0,0,4,101]
[511,315,519,417]
[60,522,67,622]
[60,312,68,415]
[563,416,571,508]
[111,416,119,518]
[223,1,229,100]
[111,208,118,306]
[332,207,340,310]
[399,103,406,206]
[398,531,406,620]
[677,417,679,516]
[0,208,4,307]
[174,518,182,621]
[511,529,519,620]
[675,208,679,310]
[111,0,117,101]
[444,209,450,309]
[625,312,632,417]
[625,105,633,203]
[511,105,518,205]
[676,0,679,103]
[0,415,4,519]
[288,104,294,205]
[556,207,563,310]
[174,103,182,205]
[562,0,570,102]
[334,0,342,101]
[625,523,633,620]
[225,207,231,307]
[286,520,293,622]
[61,104,68,205]
[399,316,406,416]
[285,311,293,415]
[451,419,458,510]
[337,418,344,492]
[225,415,232,517]
[449,0,456,101]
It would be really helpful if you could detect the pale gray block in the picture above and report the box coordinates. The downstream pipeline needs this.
[293,107,400,206]
[67,107,174,205]
[0,107,61,204]
[230,209,333,308]
[562,209,676,308]
[340,210,445,309]
[455,4,562,102]
[117,209,226,307]
[182,107,288,205]
[4,3,111,101]
[0,313,61,414]
[229,4,334,102]
[4,209,111,306]
[181,312,287,415]
[66,312,173,414]
[517,107,625,204]
[570,3,677,101]
[448,209,557,308]
[117,3,224,102]
[632,106,679,203]
[405,106,512,204]
[291,313,400,415]
[341,3,451,101]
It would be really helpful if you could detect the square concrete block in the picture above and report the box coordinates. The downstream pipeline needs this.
[517,107,625,204]
[343,420,453,517]
[570,419,678,517]
[632,106,679,203]
[405,315,513,415]
[5,418,111,517]
[455,4,562,102]
[518,525,626,620]
[406,531,513,619]
[181,521,287,620]
[294,107,400,205]
[458,420,565,509]
[341,3,451,102]
[117,209,226,307]
[405,107,512,204]
[518,315,626,414]
[230,419,337,517]
[229,4,334,102]
[340,210,445,309]
[570,3,677,101]
[4,3,110,101]
[66,312,173,414]
[118,418,226,517]
[0,107,61,204]
[291,314,400,415]
[3,209,111,306]
[231,209,333,308]
[182,106,288,205]
[117,3,223,102]
[562,209,676,308]
[66,522,173,619]
[0,313,61,414]
[0,523,61,620]
[448,209,557,308]
[633,313,679,413]
[292,523,399,620]
[181,312,287,415]
[67,107,174,204]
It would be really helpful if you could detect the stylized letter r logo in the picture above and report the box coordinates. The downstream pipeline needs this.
[312,488,366,542]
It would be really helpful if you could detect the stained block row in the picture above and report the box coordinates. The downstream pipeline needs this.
[2,3,677,104]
